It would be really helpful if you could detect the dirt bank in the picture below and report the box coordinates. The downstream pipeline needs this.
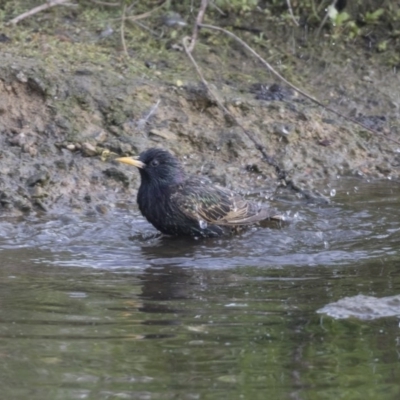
[1,4,399,216]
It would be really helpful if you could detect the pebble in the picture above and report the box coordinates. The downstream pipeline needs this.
[16,71,28,83]
[81,142,98,157]
[26,171,49,187]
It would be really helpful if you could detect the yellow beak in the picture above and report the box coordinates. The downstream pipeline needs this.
[116,157,145,169]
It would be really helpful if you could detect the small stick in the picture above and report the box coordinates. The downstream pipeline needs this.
[209,0,227,16]
[123,1,166,22]
[126,0,138,13]
[89,0,120,7]
[117,2,166,42]
[137,99,161,130]
[316,0,338,37]
[286,0,299,26]
[120,2,128,57]
[131,21,159,37]
[187,0,209,53]
[8,0,71,25]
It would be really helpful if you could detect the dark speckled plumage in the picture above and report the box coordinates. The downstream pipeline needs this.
[117,148,281,237]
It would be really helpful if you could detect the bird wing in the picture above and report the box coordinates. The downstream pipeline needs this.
[171,178,275,226]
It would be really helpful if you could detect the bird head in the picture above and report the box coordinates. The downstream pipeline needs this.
[116,148,185,186]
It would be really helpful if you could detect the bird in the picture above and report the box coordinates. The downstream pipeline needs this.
[116,148,282,238]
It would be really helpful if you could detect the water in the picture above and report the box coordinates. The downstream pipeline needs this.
[0,179,399,400]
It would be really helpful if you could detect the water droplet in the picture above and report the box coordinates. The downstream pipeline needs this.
[199,220,208,229]
[330,189,336,197]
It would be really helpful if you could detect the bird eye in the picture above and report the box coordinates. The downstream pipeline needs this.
[150,159,159,167]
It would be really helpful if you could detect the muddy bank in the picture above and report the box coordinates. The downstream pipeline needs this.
[0,12,399,216]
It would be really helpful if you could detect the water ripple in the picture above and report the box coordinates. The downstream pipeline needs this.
[0,179,399,270]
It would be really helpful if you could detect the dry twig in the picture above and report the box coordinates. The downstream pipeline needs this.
[116,1,166,43]
[286,0,299,26]
[187,0,209,53]
[89,0,120,7]
[132,21,159,37]
[316,0,338,37]
[137,99,161,130]
[120,2,128,57]
[123,1,166,22]
[8,0,72,25]
[209,1,227,16]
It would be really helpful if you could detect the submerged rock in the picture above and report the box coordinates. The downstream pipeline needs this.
[317,294,400,320]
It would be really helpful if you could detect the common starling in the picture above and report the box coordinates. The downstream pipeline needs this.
[116,148,281,237]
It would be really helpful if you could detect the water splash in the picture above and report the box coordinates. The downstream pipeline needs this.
[199,220,208,229]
